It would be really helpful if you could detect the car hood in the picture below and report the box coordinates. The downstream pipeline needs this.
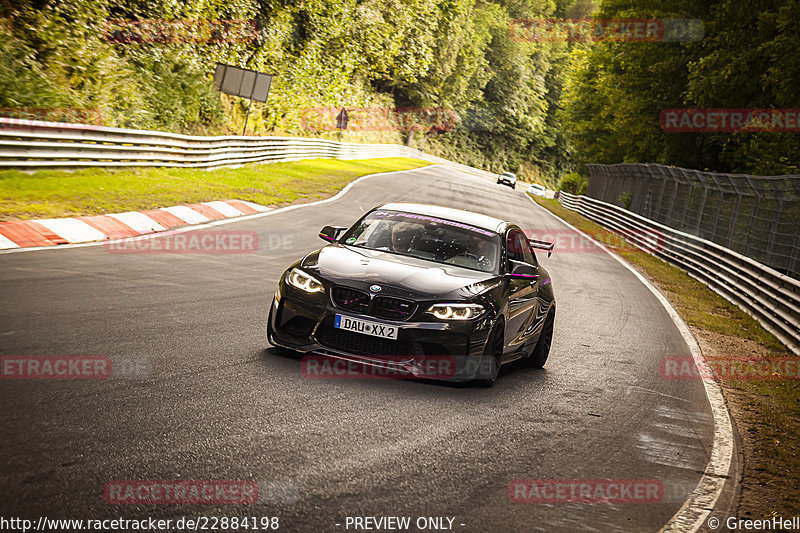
[300,244,498,297]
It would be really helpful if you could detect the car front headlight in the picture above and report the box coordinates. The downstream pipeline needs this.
[287,268,324,293]
[427,303,485,320]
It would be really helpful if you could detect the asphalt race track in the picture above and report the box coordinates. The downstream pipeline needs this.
[0,165,727,532]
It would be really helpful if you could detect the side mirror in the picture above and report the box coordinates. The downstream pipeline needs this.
[529,239,554,258]
[319,225,347,243]
[508,259,539,280]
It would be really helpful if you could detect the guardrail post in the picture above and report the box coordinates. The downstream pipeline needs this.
[641,164,656,219]
[678,168,695,232]
[708,174,725,244]
[633,164,647,215]
[653,165,670,222]
[725,175,745,249]
[764,177,782,268]
[743,176,761,258]
[665,174,680,228]
[790,230,800,277]
[694,174,710,237]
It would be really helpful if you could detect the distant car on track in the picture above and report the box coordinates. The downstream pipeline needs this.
[527,183,547,196]
[267,202,556,386]
[497,171,517,189]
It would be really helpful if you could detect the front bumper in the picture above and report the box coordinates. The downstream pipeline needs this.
[267,285,494,382]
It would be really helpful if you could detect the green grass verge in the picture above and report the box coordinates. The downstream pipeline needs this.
[532,195,800,517]
[0,157,431,221]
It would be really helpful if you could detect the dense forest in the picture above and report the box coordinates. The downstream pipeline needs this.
[563,0,800,176]
[1,0,797,182]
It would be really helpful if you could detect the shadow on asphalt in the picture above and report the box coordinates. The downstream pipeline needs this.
[259,346,550,393]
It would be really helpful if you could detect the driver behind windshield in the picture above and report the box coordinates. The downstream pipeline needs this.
[465,233,496,271]
[390,222,418,253]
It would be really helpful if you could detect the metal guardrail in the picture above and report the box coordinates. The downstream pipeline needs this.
[586,162,800,279]
[558,191,800,355]
[0,117,495,180]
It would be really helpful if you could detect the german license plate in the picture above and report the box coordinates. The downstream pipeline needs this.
[334,314,398,340]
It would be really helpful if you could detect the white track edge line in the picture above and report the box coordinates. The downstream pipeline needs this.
[525,194,735,533]
[0,164,440,254]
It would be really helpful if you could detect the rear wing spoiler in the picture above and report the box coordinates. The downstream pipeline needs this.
[529,239,554,258]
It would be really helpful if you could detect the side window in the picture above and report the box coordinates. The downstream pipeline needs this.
[507,231,535,265]
[507,232,524,263]
[520,236,536,265]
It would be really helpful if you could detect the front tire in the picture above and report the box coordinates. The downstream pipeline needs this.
[475,323,504,387]
[528,311,554,368]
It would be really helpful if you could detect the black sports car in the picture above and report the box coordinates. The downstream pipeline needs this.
[267,202,556,386]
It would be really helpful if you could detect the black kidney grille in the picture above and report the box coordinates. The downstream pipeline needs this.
[332,286,417,321]
[332,286,370,314]
[372,296,417,320]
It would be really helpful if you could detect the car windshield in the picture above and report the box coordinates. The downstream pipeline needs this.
[340,210,501,273]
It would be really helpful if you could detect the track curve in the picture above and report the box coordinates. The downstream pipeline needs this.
[0,165,725,531]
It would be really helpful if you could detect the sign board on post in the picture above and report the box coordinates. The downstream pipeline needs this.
[336,108,349,130]
[213,63,275,135]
